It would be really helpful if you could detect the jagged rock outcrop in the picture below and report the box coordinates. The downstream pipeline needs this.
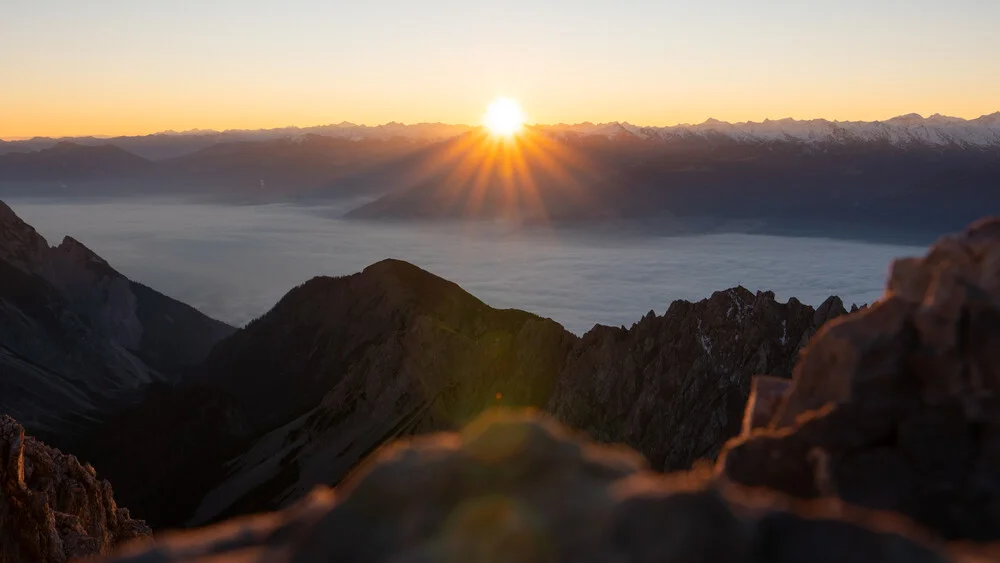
[720,217,1000,541]
[0,416,149,563]
[103,410,980,563]
[548,288,846,471]
[0,200,234,435]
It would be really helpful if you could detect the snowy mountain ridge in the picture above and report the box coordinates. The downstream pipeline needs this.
[546,112,1000,148]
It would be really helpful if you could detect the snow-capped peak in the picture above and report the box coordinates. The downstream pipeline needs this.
[553,113,1000,148]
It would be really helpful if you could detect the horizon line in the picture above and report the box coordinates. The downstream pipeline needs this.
[3,110,999,142]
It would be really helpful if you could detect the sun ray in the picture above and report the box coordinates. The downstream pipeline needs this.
[509,138,549,223]
[390,99,615,224]
[466,139,500,217]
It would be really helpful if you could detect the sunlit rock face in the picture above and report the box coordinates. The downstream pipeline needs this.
[0,415,149,563]
[721,217,1000,541]
[103,410,967,563]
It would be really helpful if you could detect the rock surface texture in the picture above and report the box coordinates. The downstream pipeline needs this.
[103,410,984,563]
[721,217,1000,541]
[0,415,149,563]
[549,289,845,471]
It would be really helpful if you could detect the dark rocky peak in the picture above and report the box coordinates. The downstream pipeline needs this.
[814,294,846,326]
[243,259,492,336]
[198,258,572,432]
[54,235,112,269]
[720,215,1000,541]
[548,286,846,473]
[102,410,975,563]
[102,260,573,528]
[1,415,149,562]
[0,200,51,274]
[0,201,120,283]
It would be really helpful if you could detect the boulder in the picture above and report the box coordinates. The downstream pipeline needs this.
[720,218,1000,541]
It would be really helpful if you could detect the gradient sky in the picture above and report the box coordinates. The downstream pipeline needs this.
[3,0,999,138]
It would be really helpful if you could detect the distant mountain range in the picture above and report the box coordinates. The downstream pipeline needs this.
[546,112,1000,147]
[0,122,474,160]
[3,113,998,158]
[1,113,998,242]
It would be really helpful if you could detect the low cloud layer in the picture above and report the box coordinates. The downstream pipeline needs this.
[9,197,921,334]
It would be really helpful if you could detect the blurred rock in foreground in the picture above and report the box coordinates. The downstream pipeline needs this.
[721,217,1000,541]
[105,409,987,563]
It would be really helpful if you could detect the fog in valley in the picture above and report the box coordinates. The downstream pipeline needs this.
[8,196,922,334]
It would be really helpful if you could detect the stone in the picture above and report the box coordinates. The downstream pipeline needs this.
[0,415,149,563]
[720,218,1000,541]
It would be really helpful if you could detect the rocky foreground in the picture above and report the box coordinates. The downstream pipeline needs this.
[103,410,995,562]
[721,216,1000,541]
[95,217,1000,560]
[0,416,149,563]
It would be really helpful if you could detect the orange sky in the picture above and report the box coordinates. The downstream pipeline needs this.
[3,0,998,139]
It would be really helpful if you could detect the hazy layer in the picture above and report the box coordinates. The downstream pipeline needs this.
[7,197,922,334]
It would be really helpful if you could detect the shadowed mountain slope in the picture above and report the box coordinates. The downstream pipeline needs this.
[0,201,234,436]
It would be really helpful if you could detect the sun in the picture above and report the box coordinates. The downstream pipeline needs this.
[483,97,525,137]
